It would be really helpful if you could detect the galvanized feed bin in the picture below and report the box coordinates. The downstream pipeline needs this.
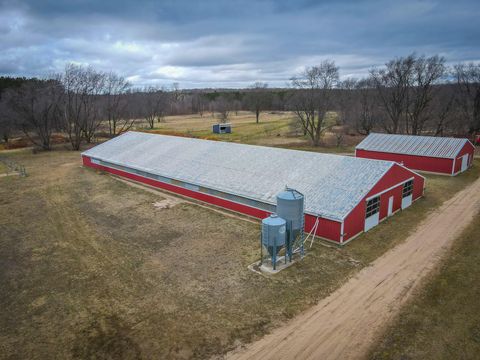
[276,188,304,231]
[261,214,286,269]
[276,188,305,259]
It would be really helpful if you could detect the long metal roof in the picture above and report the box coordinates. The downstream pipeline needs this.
[82,132,399,221]
[356,133,471,159]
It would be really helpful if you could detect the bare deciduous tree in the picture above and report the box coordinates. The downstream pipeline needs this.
[337,78,358,127]
[289,61,339,146]
[370,54,415,134]
[60,64,107,149]
[191,93,207,117]
[354,78,379,135]
[431,86,456,136]
[142,87,170,129]
[10,79,63,150]
[0,91,18,144]
[453,63,480,134]
[244,82,270,123]
[80,67,106,143]
[214,96,231,123]
[406,55,446,134]
[103,72,132,136]
[61,64,85,150]
[370,54,446,135]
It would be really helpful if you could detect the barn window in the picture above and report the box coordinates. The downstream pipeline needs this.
[366,196,380,218]
[402,180,414,198]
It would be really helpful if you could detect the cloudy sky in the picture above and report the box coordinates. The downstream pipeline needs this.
[0,0,479,88]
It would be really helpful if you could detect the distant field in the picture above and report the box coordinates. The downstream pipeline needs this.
[0,150,477,359]
[1,111,360,153]
[369,213,480,360]
[135,111,359,151]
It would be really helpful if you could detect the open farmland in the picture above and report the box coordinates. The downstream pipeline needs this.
[0,149,478,359]
[135,111,358,151]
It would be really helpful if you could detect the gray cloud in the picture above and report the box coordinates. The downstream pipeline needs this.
[0,0,479,88]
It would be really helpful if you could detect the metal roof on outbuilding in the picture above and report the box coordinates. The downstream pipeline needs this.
[356,133,471,159]
[82,132,398,221]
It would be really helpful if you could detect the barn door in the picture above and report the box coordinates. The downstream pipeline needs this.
[365,196,380,232]
[401,180,413,209]
[461,154,469,172]
[388,196,394,216]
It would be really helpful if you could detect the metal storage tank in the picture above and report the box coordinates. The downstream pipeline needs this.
[276,188,305,258]
[261,214,286,269]
[277,188,304,229]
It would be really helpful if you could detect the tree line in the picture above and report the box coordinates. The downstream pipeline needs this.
[0,54,479,150]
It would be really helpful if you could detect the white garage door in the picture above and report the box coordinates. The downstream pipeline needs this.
[365,196,380,232]
[401,180,414,210]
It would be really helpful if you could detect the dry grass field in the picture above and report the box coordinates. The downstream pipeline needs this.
[369,214,480,360]
[134,111,358,151]
[0,146,478,359]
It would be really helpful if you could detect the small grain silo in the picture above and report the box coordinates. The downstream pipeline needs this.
[276,188,305,260]
[260,214,287,270]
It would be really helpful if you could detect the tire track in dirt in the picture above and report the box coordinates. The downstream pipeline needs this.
[227,177,480,360]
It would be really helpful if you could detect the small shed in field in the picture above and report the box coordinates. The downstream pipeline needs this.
[213,123,231,134]
[82,132,425,244]
[356,133,475,176]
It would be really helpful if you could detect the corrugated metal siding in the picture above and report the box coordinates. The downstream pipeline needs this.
[84,155,344,242]
[82,132,400,221]
[343,163,425,242]
[356,149,454,174]
[356,133,469,159]
[304,215,341,242]
[378,187,402,219]
[453,143,475,174]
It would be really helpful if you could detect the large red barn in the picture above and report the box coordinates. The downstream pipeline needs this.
[356,133,475,176]
[82,132,425,244]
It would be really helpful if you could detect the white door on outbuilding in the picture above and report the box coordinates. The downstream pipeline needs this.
[461,154,469,172]
[388,196,394,216]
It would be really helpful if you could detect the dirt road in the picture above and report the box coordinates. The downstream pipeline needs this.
[227,177,480,360]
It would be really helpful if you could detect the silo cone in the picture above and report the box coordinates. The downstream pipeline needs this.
[261,214,286,270]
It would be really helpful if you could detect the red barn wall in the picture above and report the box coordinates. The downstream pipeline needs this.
[356,148,453,175]
[83,156,422,245]
[453,142,475,174]
[82,156,271,218]
[83,156,342,241]
[342,164,424,242]
[304,215,341,242]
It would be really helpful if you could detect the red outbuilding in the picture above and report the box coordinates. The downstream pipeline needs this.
[356,133,475,176]
[82,132,425,245]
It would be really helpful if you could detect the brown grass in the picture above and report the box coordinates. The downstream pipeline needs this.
[368,212,480,360]
[0,150,477,359]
